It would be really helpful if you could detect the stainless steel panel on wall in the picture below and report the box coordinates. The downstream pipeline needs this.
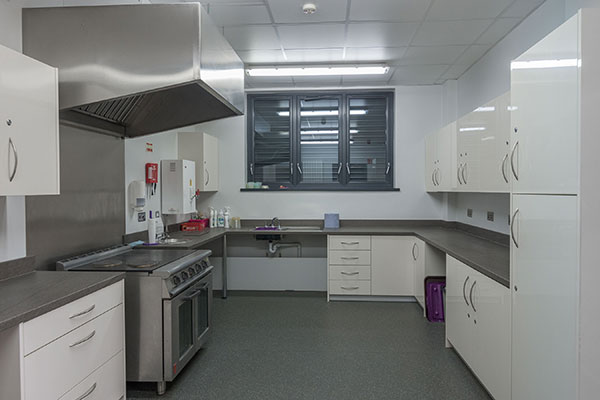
[26,124,125,270]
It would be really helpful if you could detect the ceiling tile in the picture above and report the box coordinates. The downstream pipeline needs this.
[284,48,344,63]
[476,18,521,44]
[452,44,490,66]
[224,25,280,50]
[267,0,348,23]
[206,4,271,26]
[236,49,287,64]
[439,64,470,80]
[388,64,448,85]
[500,0,544,18]
[278,24,346,48]
[412,20,493,46]
[426,0,514,20]
[344,47,407,62]
[349,0,432,22]
[346,22,419,47]
[398,45,467,65]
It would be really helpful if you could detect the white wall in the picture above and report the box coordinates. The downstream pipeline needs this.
[0,0,26,262]
[193,86,445,221]
[124,131,180,234]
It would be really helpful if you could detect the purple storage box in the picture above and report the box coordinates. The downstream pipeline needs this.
[425,277,446,323]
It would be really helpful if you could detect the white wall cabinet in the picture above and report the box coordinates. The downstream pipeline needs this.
[509,10,600,399]
[446,256,510,400]
[178,132,219,192]
[0,44,59,196]
[0,281,125,400]
[425,122,457,192]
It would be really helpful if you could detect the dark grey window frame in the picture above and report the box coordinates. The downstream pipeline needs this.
[246,90,395,191]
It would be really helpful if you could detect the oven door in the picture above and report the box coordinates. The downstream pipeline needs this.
[163,272,212,382]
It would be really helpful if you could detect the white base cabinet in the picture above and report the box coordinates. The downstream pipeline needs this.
[0,281,125,400]
[0,44,59,196]
[371,236,414,296]
[446,256,510,400]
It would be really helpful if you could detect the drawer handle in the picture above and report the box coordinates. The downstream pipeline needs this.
[340,241,359,245]
[341,286,359,290]
[75,382,97,400]
[341,256,359,260]
[341,271,359,276]
[70,304,96,319]
[69,330,96,348]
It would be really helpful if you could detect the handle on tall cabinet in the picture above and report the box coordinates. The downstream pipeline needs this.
[510,141,519,180]
[510,208,520,248]
[8,138,17,182]
[501,153,509,183]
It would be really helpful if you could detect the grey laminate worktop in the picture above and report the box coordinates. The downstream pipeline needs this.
[149,224,509,288]
[0,271,124,332]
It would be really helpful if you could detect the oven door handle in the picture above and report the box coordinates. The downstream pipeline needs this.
[184,283,209,301]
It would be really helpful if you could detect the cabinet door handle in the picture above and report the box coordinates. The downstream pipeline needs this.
[457,164,463,185]
[341,286,359,290]
[340,241,359,245]
[297,162,303,175]
[462,276,470,306]
[249,162,254,177]
[501,153,509,183]
[346,162,351,176]
[341,271,359,276]
[8,138,18,182]
[205,169,210,186]
[69,330,96,348]
[510,208,520,248]
[462,162,468,184]
[432,171,436,186]
[412,243,417,260]
[69,304,95,319]
[469,280,477,312]
[337,162,343,176]
[434,168,440,186]
[385,162,391,175]
[510,140,519,180]
[75,382,97,400]
[341,256,359,260]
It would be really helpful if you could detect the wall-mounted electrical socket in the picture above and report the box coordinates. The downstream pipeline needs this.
[487,211,494,222]
[138,212,146,222]
[467,208,473,218]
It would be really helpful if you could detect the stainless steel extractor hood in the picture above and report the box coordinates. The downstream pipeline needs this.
[22,3,244,138]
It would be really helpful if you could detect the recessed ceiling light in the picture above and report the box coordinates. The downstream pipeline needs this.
[303,3,317,15]
[246,66,390,77]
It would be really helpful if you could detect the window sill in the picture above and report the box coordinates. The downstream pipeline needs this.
[240,187,400,192]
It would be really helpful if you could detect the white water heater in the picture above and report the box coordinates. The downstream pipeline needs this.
[161,159,197,215]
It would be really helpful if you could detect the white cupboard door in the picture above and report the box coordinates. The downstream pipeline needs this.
[0,45,59,196]
[371,236,414,296]
[457,102,492,192]
[511,194,578,400]
[412,239,425,308]
[510,14,579,195]
[437,122,457,191]
[474,276,511,400]
[445,256,472,364]
[425,134,437,192]
[203,133,219,191]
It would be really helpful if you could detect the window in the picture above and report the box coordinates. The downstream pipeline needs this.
[247,91,394,190]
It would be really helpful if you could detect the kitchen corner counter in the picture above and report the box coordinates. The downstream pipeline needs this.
[158,224,509,288]
[0,271,124,332]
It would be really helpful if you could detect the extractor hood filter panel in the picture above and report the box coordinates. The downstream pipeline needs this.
[74,94,145,125]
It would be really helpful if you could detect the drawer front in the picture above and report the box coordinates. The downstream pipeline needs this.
[329,250,371,266]
[23,304,125,400]
[329,266,371,280]
[23,280,124,355]
[59,350,124,400]
[329,280,371,295]
[329,236,371,250]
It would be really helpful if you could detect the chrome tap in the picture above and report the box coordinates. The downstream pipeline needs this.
[270,217,280,229]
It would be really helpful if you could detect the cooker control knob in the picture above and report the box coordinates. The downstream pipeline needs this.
[201,260,209,269]
[188,267,196,276]
[181,271,189,281]
[172,276,181,286]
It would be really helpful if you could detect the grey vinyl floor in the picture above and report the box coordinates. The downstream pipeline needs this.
[127,291,492,400]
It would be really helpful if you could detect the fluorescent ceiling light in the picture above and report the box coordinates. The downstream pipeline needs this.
[510,59,579,70]
[278,110,367,117]
[247,66,389,77]
[474,106,495,112]
[459,127,486,132]
[507,106,518,111]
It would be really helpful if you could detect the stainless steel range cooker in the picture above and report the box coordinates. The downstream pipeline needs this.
[57,245,213,395]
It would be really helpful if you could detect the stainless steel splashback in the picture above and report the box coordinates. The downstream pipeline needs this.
[22,3,244,138]
[26,124,125,270]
